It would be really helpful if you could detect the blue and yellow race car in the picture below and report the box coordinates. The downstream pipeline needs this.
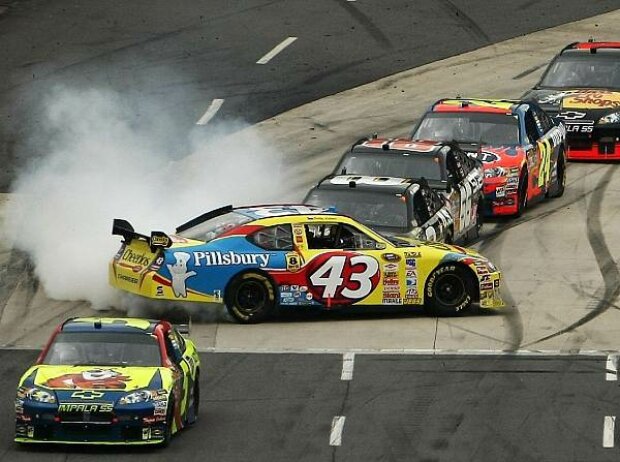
[14,317,200,446]
[109,205,503,322]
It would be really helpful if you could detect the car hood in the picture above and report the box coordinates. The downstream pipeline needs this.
[460,144,524,170]
[29,365,171,391]
[523,88,620,115]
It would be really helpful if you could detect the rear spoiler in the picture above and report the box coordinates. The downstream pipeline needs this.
[112,219,172,252]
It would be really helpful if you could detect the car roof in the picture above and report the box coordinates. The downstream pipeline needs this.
[429,98,525,115]
[62,317,159,334]
[316,175,422,194]
[352,138,445,155]
[562,41,620,54]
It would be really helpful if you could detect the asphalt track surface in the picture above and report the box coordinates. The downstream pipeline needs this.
[1,0,620,191]
[2,1,620,460]
[1,350,620,462]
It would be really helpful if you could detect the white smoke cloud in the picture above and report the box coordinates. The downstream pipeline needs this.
[3,87,288,309]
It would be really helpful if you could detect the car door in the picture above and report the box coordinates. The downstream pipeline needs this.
[413,184,453,242]
[163,328,189,425]
[445,147,479,237]
[300,221,398,307]
[532,104,565,190]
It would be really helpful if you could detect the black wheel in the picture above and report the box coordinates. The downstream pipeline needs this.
[548,153,565,198]
[225,272,276,324]
[424,265,475,316]
[515,170,528,217]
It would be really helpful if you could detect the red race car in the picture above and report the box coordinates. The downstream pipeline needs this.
[411,98,567,217]
[522,41,620,160]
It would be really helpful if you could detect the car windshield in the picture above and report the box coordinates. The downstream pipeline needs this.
[539,55,620,89]
[42,332,162,367]
[306,189,409,230]
[335,151,443,181]
[413,112,521,146]
[178,211,253,242]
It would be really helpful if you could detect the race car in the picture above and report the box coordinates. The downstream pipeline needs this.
[109,205,503,323]
[14,317,200,446]
[305,175,479,244]
[411,98,566,216]
[332,138,483,240]
[522,41,620,160]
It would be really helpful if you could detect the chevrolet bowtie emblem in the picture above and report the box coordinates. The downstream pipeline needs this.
[71,390,105,399]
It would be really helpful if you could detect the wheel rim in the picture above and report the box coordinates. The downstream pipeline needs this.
[434,273,466,306]
[235,280,267,314]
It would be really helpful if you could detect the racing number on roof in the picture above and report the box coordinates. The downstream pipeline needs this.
[307,253,380,305]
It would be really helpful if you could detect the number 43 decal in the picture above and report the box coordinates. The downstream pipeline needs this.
[307,253,380,305]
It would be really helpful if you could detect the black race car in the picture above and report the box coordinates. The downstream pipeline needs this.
[332,138,483,241]
[522,41,620,160]
[304,175,477,244]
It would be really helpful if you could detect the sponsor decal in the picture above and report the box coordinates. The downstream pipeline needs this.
[481,282,493,290]
[168,252,196,298]
[282,297,295,304]
[405,258,416,267]
[295,235,304,244]
[404,251,421,258]
[154,407,167,416]
[293,226,303,236]
[381,253,401,262]
[384,271,398,278]
[557,111,586,120]
[383,277,400,287]
[306,293,313,301]
[150,234,170,247]
[286,253,302,272]
[118,274,139,284]
[291,285,299,291]
[563,91,620,109]
[495,186,505,198]
[122,248,150,267]
[300,286,308,292]
[280,285,290,291]
[193,251,270,268]
[494,279,500,288]
[383,263,399,271]
[406,278,417,286]
[156,286,164,297]
[58,403,113,413]
[406,270,416,278]
[71,390,104,400]
[280,292,292,297]
[406,288,418,297]
[44,369,131,390]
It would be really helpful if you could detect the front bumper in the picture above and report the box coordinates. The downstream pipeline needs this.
[482,178,519,216]
[15,401,168,445]
[565,125,620,160]
[478,271,504,309]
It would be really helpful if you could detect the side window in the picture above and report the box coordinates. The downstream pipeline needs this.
[171,328,186,353]
[524,111,540,144]
[446,151,466,182]
[536,107,553,133]
[413,189,432,224]
[164,331,182,364]
[304,223,377,250]
[250,224,293,250]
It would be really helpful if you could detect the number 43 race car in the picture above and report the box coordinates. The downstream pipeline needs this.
[109,205,504,323]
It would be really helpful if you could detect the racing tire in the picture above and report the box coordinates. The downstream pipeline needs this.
[225,272,276,324]
[548,153,566,198]
[424,264,475,316]
[515,170,528,218]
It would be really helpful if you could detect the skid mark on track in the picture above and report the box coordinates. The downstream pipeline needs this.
[330,0,392,49]
[477,226,523,351]
[525,166,620,347]
[436,0,490,43]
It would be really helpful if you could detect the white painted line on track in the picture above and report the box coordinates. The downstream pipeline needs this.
[604,416,615,448]
[198,346,617,357]
[329,416,346,446]
[341,352,355,380]
[606,354,618,381]
[256,37,297,64]
[196,98,224,125]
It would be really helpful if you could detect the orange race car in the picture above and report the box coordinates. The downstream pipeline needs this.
[411,98,567,217]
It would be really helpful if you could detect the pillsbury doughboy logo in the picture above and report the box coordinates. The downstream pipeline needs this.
[167,252,196,298]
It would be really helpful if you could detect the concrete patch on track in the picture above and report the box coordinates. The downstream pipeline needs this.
[2,11,620,353]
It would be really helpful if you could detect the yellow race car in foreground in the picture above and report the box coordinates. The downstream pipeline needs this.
[110,205,503,323]
[15,317,200,446]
